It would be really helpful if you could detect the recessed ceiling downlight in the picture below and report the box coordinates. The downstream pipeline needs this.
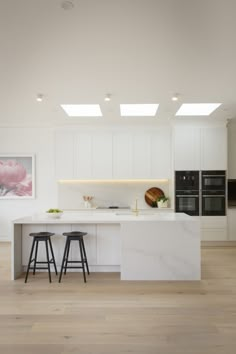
[120,104,159,117]
[36,94,43,102]
[61,104,102,117]
[176,103,222,116]
[61,1,74,10]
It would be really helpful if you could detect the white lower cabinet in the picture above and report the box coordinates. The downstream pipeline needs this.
[227,209,236,241]
[22,224,121,268]
[200,216,227,241]
[71,224,97,265]
[96,224,121,265]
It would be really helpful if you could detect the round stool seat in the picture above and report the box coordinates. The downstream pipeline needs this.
[29,232,55,237]
[62,231,87,237]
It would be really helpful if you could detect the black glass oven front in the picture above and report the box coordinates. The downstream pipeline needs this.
[175,191,200,216]
[175,171,199,191]
[201,171,226,191]
[202,191,226,216]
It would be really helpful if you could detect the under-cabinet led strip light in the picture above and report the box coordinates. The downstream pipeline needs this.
[58,179,169,184]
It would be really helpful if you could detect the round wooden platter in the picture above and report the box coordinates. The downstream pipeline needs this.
[145,187,165,207]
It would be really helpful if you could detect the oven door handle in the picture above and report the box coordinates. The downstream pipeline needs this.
[202,195,225,198]
[176,195,199,197]
[202,175,225,177]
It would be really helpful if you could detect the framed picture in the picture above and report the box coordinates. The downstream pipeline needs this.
[0,155,35,199]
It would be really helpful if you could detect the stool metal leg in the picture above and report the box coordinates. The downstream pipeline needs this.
[33,240,39,275]
[81,238,90,275]
[25,238,36,283]
[48,237,58,275]
[79,239,86,283]
[64,239,71,275]
[45,239,52,283]
[59,237,69,283]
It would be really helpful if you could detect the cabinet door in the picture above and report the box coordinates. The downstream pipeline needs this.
[74,134,92,179]
[133,134,151,178]
[227,209,236,241]
[113,133,132,178]
[201,216,227,241]
[174,126,201,170]
[71,224,97,265]
[201,127,227,170]
[150,127,171,178]
[96,224,121,265]
[55,131,74,179]
[92,134,112,178]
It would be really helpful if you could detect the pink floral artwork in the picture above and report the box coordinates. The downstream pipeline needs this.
[0,156,34,198]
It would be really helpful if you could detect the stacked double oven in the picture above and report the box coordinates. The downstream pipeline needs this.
[175,171,226,216]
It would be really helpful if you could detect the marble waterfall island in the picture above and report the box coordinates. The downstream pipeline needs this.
[12,212,201,281]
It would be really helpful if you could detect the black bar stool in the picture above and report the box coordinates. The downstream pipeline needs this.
[25,232,58,283]
[59,231,90,283]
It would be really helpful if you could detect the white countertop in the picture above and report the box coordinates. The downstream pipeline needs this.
[13,211,193,224]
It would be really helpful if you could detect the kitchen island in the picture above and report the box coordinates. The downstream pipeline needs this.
[12,211,201,281]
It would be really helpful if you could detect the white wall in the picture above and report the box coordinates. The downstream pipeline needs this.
[0,127,57,241]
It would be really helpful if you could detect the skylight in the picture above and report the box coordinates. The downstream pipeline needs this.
[175,103,221,116]
[120,104,159,117]
[61,104,102,117]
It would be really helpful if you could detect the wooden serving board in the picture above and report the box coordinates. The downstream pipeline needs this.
[145,187,165,207]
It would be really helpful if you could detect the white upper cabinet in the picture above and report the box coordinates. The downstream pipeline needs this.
[91,134,113,178]
[174,125,227,171]
[113,133,133,179]
[150,127,172,178]
[55,128,173,180]
[55,131,74,179]
[74,134,92,179]
[174,126,201,170]
[133,134,151,178]
[200,126,227,171]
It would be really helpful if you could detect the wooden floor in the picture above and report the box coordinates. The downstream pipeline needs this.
[1,243,236,354]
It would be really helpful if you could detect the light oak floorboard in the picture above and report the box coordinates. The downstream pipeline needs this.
[0,243,236,353]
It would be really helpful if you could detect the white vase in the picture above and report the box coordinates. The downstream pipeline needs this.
[84,201,91,208]
[158,201,168,208]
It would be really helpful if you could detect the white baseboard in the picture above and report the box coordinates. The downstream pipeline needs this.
[202,241,236,247]
[0,235,11,242]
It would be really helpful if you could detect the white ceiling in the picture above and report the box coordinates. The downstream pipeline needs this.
[1,0,236,127]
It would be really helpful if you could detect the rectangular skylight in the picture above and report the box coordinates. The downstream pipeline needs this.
[120,104,159,116]
[61,104,102,117]
[175,103,221,116]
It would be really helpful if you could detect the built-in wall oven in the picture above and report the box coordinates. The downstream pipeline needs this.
[175,171,200,216]
[201,170,226,216]
[175,170,226,216]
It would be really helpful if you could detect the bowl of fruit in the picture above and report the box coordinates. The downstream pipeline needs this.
[46,208,63,219]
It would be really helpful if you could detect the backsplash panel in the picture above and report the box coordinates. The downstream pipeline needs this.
[58,181,171,210]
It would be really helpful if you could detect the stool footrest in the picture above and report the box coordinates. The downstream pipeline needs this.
[64,260,86,263]
[28,267,54,271]
[33,260,55,264]
[62,266,84,269]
